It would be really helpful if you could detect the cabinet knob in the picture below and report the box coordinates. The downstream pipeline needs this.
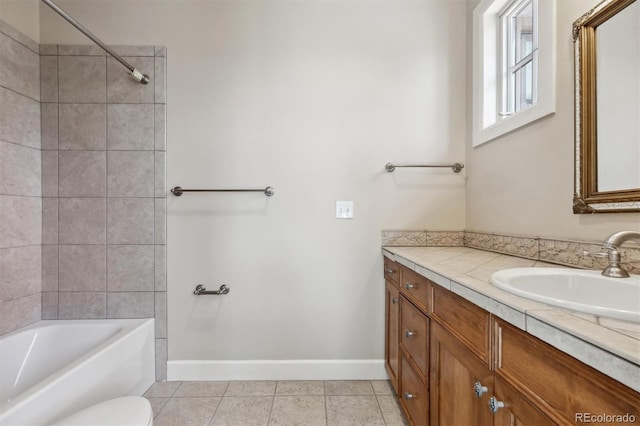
[405,330,415,338]
[404,282,416,290]
[385,269,396,274]
[488,396,505,413]
[403,392,416,400]
[474,381,488,398]
[392,298,399,304]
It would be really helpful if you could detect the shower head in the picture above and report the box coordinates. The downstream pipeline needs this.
[131,68,151,85]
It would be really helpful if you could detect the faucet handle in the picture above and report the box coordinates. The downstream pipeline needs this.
[582,250,610,259]
[586,247,631,278]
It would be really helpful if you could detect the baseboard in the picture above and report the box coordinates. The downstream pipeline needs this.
[167,359,387,381]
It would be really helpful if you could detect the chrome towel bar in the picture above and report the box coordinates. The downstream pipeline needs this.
[385,162,464,173]
[171,186,275,197]
[194,284,230,295]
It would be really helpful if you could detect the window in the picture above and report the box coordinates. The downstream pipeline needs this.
[501,0,537,116]
[473,0,555,146]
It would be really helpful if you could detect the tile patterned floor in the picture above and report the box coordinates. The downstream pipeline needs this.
[143,380,408,426]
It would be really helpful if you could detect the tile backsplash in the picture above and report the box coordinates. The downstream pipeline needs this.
[382,230,640,275]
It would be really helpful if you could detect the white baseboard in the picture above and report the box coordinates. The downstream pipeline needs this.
[167,359,387,381]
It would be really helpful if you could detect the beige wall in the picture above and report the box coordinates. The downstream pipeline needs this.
[0,0,38,41]
[38,0,467,368]
[465,0,640,241]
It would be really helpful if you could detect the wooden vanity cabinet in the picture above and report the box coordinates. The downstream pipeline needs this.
[383,261,640,426]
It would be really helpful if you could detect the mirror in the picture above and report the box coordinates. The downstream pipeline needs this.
[573,0,640,213]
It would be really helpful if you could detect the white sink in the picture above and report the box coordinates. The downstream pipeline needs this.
[490,268,640,323]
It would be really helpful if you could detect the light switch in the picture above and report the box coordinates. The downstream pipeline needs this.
[336,201,354,219]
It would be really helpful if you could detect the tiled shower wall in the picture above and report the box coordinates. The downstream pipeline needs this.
[0,21,42,336]
[38,43,168,379]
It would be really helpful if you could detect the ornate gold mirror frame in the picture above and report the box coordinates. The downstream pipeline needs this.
[573,0,640,213]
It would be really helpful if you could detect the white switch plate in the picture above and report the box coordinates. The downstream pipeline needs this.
[336,201,354,219]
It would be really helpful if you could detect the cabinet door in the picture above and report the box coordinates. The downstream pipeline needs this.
[492,377,556,426]
[430,321,494,426]
[385,281,400,392]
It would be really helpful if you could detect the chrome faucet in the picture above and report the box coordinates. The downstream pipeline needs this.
[599,231,640,278]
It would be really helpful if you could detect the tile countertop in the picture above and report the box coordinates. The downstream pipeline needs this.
[382,246,640,393]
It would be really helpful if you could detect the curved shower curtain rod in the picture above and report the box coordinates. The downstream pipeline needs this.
[40,0,150,85]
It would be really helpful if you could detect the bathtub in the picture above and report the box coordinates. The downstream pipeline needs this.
[0,319,155,426]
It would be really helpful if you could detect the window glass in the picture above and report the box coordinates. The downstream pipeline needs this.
[502,0,537,116]
[513,2,533,64]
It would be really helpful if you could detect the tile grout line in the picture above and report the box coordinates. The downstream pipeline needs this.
[152,98,157,328]
[323,381,328,426]
[0,82,40,103]
[265,387,276,426]
[56,53,60,319]
[104,51,109,320]
[0,29,39,55]
[208,392,226,426]
[0,138,43,152]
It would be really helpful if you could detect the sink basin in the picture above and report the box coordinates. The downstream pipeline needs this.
[490,268,640,323]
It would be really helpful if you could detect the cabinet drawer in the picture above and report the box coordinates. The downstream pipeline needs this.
[384,257,400,287]
[494,318,640,425]
[400,267,431,312]
[401,354,429,426]
[400,296,429,378]
[430,286,490,365]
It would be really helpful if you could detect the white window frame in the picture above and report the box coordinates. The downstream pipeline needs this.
[472,0,556,147]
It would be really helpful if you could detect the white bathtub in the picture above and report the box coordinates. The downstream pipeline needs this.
[0,319,155,426]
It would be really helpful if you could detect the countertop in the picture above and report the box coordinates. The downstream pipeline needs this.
[382,246,640,392]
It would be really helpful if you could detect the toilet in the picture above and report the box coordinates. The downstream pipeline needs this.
[52,396,153,426]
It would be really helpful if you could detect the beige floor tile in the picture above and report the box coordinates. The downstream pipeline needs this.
[371,380,394,395]
[268,396,326,426]
[326,395,385,426]
[143,381,181,397]
[145,397,169,418]
[225,380,277,396]
[325,380,374,395]
[376,395,408,425]
[154,397,220,426]
[275,380,325,396]
[174,381,230,397]
[210,396,273,426]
